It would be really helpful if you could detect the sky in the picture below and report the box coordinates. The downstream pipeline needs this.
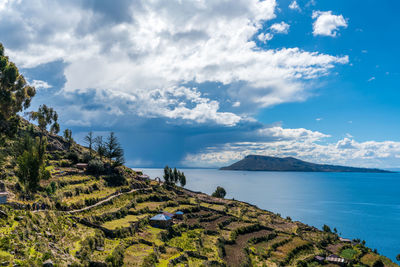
[1,0,400,168]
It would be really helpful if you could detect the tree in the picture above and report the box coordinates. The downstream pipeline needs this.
[94,136,106,160]
[84,131,94,158]
[105,132,124,166]
[322,224,332,233]
[28,104,60,136]
[0,43,36,139]
[173,168,179,184]
[179,171,186,187]
[16,136,49,192]
[63,129,73,150]
[212,186,226,198]
[396,254,400,262]
[163,165,170,184]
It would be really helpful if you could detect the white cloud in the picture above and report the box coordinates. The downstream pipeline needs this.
[270,22,290,34]
[258,126,329,141]
[30,79,52,90]
[2,0,348,126]
[257,32,273,43]
[368,77,376,82]
[232,101,241,107]
[289,1,300,11]
[184,128,400,168]
[312,11,348,37]
[316,118,322,121]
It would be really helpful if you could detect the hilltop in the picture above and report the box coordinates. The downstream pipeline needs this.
[220,155,391,173]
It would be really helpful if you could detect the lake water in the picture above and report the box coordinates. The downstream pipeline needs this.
[140,168,400,261]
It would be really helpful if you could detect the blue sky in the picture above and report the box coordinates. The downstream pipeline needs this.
[2,0,400,168]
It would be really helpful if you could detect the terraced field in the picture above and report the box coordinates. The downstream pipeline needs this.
[0,148,398,266]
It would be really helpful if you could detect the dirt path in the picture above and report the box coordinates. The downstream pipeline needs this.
[31,187,150,214]
[67,187,150,214]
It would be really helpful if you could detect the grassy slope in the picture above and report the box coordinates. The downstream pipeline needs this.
[0,122,398,267]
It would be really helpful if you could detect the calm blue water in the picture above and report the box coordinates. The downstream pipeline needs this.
[140,168,400,262]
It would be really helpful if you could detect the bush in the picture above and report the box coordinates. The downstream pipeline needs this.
[59,160,71,167]
[87,159,105,175]
[373,259,384,267]
[142,252,158,267]
[82,152,91,163]
[322,224,331,233]
[212,186,226,198]
[66,151,80,164]
[106,246,124,267]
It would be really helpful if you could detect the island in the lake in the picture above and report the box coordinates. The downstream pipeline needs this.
[220,155,392,173]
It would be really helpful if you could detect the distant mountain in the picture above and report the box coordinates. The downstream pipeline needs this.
[220,155,392,173]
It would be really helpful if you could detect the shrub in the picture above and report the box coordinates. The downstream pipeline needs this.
[142,252,158,267]
[106,246,124,267]
[322,224,331,233]
[212,186,226,198]
[82,152,92,163]
[66,151,80,164]
[59,160,71,167]
[87,159,105,175]
[372,259,384,267]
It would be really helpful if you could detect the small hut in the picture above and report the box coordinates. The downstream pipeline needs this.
[149,214,172,228]
[326,255,346,266]
[174,211,184,219]
[339,237,352,243]
[162,211,175,218]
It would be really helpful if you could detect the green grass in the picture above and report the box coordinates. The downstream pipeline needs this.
[101,215,147,230]
[340,248,358,260]
[124,243,153,266]
[167,229,203,251]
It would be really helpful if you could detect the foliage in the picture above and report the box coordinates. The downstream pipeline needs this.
[84,131,94,159]
[28,104,60,135]
[163,165,186,187]
[46,181,57,195]
[66,151,80,164]
[94,135,106,160]
[212,186,226,198]
[77,231,105,262]
[105,132,124,167]
[322,224,331,233]
[106,245,125,267]
[141,252,158,267]
[16,136,49,192]
[63,129,73,150]
[87,159,105,175]
[104,166,128,186]
[372,259,384,267]
[0,43,36,139]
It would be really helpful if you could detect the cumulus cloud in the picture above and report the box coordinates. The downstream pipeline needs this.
[270,22,290,34]
[184,130,400,168]
[289,1,300,11]
[257,32,273,43]
[1,0,349,126]
[30,79,52,90]
[312,11,348,37]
